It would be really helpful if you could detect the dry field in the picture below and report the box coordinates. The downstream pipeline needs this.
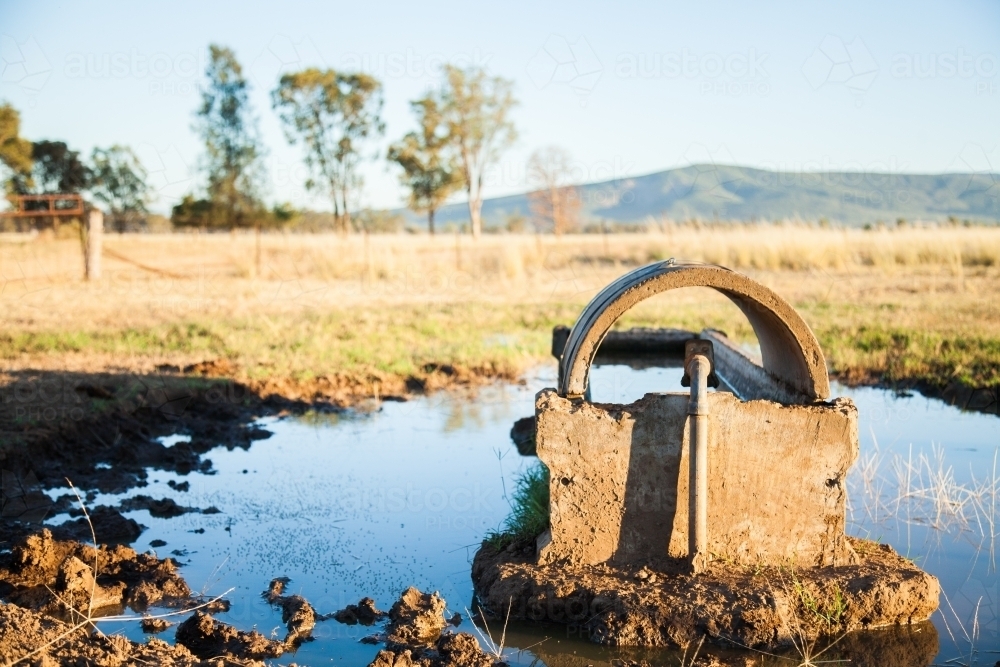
[2,225,999,401]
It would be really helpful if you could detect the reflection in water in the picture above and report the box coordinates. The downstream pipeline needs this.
[41,363,1000,665]
[495,620,938,667]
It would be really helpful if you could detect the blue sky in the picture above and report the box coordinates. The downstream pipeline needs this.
[1,0,998,213]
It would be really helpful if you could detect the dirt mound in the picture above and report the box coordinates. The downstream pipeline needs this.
[471,537,939,652]
[141,616,173,633]
[0,603,203,666]
[387,587,448,647]
[175,610,284,660]
[368,588,503,667]
[0,530,191,616]
[262,576,317,647]
[370,631,499,667]
[333,596,386,625]
[0,603,291,667]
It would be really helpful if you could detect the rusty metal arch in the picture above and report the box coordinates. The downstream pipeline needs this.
[558,260,830,400]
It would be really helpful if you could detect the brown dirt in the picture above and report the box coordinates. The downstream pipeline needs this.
[261,576,317,647]
[0,530,191,618]
[386,587,449,647]
[0,603,207,667]
[0,527,329,665]
[141,616,172,633]
[370,632,500,667]
[471,537,939,652]
[333,596,386,626]
[0,532,286,666]
[174,611,284,660]
[368,588,503,667]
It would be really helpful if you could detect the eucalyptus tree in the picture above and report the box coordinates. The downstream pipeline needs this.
[0,102,32,193]
[436,65,516,237]
[272,68,384,234]
[387,97,463,235]
[90,145,151,232]
[194,44,266,230]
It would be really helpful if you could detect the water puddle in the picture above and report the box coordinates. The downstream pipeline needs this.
[45,362,1000,665]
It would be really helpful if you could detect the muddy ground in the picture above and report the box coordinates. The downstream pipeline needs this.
[0,528,508,666]
[471,536,939,664]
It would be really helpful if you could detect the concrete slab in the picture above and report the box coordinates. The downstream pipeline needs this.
[535,389,858,567]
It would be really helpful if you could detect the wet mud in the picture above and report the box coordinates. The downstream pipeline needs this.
[0,530,191,618]
[0,525,507,667]
[0,530,285,666]
[471,537,939,653]
[333,596,386,626]
[368,587,505,667]
[174,611,285,660]
[262,576,319,648]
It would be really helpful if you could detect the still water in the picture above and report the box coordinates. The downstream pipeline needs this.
[50,362,1000,665]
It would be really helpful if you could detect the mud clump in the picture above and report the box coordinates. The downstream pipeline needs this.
[333,596,386,626]
[262,576,317,647]
[386,587,448,647]
[175,611,284,660]
[368,588,503,667]
[0,603,201,666]
[371,632,499,667]
[142,616,173,633]
[472,536,939,653]
[0,530,293,666]
[0,530,191,616]
[0,604,288,667]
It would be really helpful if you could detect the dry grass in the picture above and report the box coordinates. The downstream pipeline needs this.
[848,431,1000,573]
[2,226,999,392]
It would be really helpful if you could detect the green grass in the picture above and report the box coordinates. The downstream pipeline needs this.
[0,304,578,383]
[793,579,847,630]
[819,325,1000,388]
[485,463,550,551]
[3,297,999,397]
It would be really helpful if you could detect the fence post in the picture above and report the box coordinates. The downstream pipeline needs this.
[85,208,103,281]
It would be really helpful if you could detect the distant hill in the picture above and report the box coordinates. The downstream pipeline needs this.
[397,165,1000,229]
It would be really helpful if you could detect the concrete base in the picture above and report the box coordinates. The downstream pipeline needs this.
[536,389,859,568]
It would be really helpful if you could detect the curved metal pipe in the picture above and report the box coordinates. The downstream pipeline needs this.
[556,260,830,402]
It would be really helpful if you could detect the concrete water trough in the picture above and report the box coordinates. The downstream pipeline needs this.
[473,259,940,655]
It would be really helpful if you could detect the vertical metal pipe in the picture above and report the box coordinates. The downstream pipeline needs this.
[687,354,710,572]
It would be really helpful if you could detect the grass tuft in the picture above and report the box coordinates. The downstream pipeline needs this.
[485,463,550,551]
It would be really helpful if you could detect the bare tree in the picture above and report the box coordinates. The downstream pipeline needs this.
[527,146,581,235]
[437,65,516,238]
